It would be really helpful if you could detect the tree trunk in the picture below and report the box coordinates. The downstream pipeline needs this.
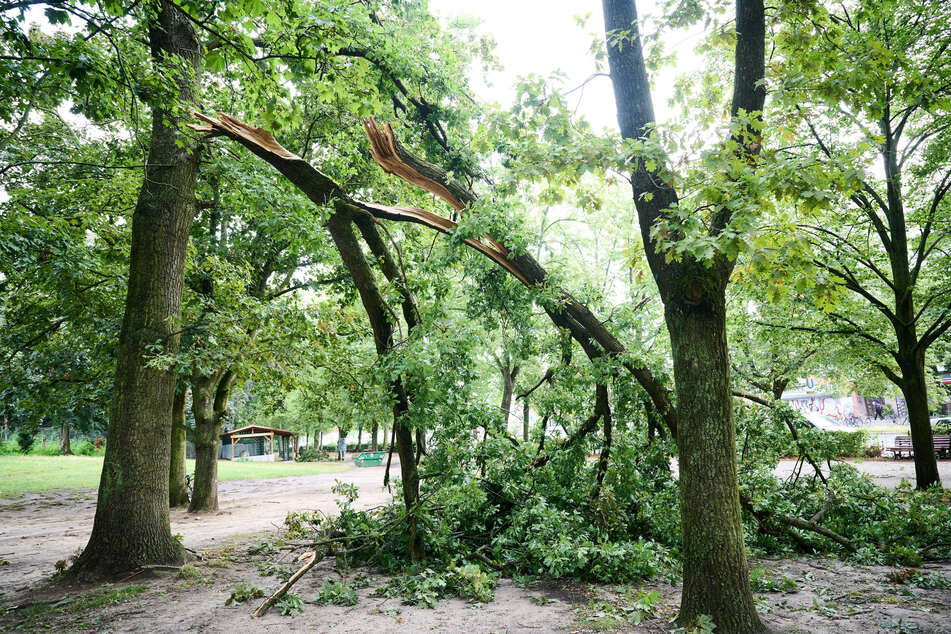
[415,427,426,464]
[70,0,199,579]
[898,353,941,489]
[357,424,363,452]
[372,422,378,452]
[189,374,219,512]
[169,387,189,507]
[59,421,72,455]
[593,385,612,498]
[599,0,766,629]
[522,398,530,442]
[500,364,515,426]
[667,292,761,631]
[189,370,235,512]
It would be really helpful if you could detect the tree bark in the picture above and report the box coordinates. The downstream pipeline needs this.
[59,421,72,455]
[70,0,199,578]
[898,351,940,489]
[189,369,235,512]
[372,422,379,451]
[169,386,189,507]
[522,397,530,442]
[667,292,761,631]
[601,0,766,629]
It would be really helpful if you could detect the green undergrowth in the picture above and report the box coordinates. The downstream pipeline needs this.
[5,584,148,630]
[261,403,949,612]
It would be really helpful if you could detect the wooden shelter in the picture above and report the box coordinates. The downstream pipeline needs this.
[220,424,297,462]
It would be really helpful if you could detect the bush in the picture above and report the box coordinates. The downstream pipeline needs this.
[314,580,359,606]
[17,431,36,453]
[817,430,868,458]
[73,439,106,456]
[864,444,883,458]
[295,446,320,462]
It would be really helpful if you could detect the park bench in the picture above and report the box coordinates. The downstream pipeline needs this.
[354,451,386,467]
[885,435,951,458]
[934,435,950,458]
[886,436,914,458]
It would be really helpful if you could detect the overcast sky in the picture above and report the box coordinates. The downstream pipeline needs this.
[429,0,706,131]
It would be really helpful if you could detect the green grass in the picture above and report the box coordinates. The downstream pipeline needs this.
[0,455,352,498]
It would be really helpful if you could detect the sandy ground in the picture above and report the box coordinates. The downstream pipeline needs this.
[0,461,394,604]
[1,457,949,632]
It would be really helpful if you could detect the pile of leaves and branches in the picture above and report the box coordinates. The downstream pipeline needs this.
[242,402,949,617]
[737,405,951,565]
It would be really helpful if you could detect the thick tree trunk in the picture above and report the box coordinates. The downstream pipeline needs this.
[599,0,766,629]
[70,0,199,578]
[189,370,235,512]
[189,375,219,512]
[59,421,72,455]
[898,353,941,489]
[169,387,189,507]
[667,293,761,631]
[371,422,379,451]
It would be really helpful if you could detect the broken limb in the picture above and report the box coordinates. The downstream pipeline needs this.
[189,111,677,437]
[739,493,856,553]
[253,549,321,617]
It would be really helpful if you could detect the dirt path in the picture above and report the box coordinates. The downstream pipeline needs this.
[2,457,945,604]
[0,456,949,632]
[0,462,393,603]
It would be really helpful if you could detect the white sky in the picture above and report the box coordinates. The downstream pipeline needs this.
[429,0,706,131]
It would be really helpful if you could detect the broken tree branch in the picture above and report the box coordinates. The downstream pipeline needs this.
[253,549,321,617]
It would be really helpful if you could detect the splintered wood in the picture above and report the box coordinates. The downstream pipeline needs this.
[363,117,466,211]
[190,111,530,285]
[190,112,301,161]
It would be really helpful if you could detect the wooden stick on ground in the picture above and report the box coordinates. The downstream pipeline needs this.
[252,550,320,618]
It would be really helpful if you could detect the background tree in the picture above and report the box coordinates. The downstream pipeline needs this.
[770,0,951,489]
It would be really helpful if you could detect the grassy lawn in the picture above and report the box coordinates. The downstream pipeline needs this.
[0,455,352,498]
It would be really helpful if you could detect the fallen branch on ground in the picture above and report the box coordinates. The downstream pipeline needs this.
[253,548,325,617]
[740,492,857,553]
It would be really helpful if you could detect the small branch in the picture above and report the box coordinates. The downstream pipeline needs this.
[253,549,321,617]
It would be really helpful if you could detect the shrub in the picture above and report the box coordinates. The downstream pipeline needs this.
[314,580,359,606]
[74,439,106,456]
[295,446,320,462]
[864,444,882,458]
[225,583,266,606]
[17,431,36,453]
[276,592,303,616]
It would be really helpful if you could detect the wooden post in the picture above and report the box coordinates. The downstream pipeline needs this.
[231,436,235,461]
[269,432,274,461]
